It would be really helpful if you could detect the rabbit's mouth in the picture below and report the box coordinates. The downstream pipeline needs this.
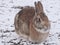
[33,24,49,33]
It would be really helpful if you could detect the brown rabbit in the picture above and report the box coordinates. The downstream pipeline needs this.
[14,1,50,43]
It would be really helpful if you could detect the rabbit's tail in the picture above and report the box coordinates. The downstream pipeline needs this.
[11,6,23,9]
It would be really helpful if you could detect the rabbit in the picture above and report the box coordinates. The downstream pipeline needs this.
[14,1,50,44]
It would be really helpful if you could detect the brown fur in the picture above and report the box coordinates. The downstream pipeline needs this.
[14,1,50,43]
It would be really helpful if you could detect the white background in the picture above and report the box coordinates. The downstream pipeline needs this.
[0,0,60,45]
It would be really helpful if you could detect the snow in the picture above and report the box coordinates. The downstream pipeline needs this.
[0,0,60,45]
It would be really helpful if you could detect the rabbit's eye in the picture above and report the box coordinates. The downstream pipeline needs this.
[36,18,41,22]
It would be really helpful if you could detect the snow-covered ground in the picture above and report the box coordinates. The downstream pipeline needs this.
[0,0,60,45]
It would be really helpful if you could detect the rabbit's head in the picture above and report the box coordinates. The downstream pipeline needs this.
[32,1,50,33]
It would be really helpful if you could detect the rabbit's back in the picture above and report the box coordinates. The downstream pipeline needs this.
[14,7,35,36]
[18,7,35,23]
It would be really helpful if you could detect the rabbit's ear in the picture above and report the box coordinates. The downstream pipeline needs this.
[38,1,43,11]
[34,1,39,14]
[34,1,43,14]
